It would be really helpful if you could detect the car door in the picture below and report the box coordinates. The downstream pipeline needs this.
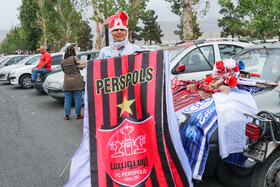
[171,44,215,81]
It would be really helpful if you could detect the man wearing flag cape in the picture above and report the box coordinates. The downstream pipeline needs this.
[64,11,192,187]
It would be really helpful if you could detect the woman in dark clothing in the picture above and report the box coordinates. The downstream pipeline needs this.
[61,45,84,120]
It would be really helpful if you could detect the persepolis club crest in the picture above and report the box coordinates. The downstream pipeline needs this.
[96,116,156,186]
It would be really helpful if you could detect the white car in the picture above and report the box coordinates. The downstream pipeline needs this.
[43,68,86,102]
[0,55,30,69]
[0,54,41,82]
[8,53,64,89]
[170,41,253,80]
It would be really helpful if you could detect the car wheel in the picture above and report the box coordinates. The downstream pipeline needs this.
[251,147,280,187]
[20,74,33,89]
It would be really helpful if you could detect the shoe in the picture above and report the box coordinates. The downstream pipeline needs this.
[76,114,84,119]
[64,115,70,120]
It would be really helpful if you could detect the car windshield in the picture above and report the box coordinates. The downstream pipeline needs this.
[233,48,280,83]
[18,55,40,65]
[168,46,188,62]
[1,56,12,63]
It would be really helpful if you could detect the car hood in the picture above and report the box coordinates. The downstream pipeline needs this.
[46,71,65,83]
[253,86,280,114]
[0,64,25,74]
[12,65,36,74]
[45,68,87,83]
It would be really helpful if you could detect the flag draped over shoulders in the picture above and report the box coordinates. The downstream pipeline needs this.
[84,50,192,187]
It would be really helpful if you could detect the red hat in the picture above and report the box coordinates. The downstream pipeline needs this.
[102,12,129,32]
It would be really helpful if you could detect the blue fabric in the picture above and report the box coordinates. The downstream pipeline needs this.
[31,68,50,81]
[237,84,263,95]
[178,98,218,180]
[64,90,83,116]
[222,153,247,167]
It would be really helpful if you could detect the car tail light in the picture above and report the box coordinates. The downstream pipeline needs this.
[245,122,261,139]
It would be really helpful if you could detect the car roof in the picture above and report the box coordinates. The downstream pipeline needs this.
[242,42,280,50]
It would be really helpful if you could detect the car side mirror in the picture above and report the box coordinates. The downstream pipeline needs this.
[176,64,185,72]
[25,62,31,65]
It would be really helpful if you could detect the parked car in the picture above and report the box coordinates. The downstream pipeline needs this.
[141,45,163,52]
[43,68,86,102]
[8,53,64,89]
[35,50,99,93]
[170,41,253,81]
[186,43,280,186]
[0,54,41,83]
[0,55,29,69]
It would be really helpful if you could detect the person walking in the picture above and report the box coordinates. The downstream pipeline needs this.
[31,45,52,83]
[61,45,84,120]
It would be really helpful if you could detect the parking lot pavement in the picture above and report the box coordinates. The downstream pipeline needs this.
[0,82,83,186]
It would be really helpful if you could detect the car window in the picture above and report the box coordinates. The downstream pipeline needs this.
[52,55,63,65]
[218,44,244,59]
[234,48,280,82]
[6,57,22,65]
[178,45,214,73]
[29,56,41,64]
[79,54,90,61]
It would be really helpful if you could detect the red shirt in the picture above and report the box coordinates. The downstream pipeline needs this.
[38,51,52,71]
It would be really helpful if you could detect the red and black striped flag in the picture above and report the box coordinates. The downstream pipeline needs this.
[87,50,192,186]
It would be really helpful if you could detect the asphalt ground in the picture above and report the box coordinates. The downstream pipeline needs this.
[0,82,83,187]
[0,81,224,187]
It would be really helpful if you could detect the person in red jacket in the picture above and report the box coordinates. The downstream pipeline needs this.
[31,45,52,82]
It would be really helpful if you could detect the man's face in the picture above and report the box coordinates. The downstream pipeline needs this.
[111,29,127,42]
[40,47,46,54]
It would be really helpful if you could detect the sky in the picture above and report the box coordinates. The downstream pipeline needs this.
[0,0,222,31]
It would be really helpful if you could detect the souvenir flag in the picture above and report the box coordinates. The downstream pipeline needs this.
[86,50,192,186]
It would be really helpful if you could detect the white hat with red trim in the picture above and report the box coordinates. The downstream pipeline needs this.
[102,12,129,32]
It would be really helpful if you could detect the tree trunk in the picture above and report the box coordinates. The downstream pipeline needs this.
[65,23,70,44]
[92,2,102,50]
[182,0,193,40]
[35,0,48,48]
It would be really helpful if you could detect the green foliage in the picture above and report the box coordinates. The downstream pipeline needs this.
[18,0,42,51]
[77,20,94,51]
[174,12,202,40]
[218,0,250,38]
[140,10,164,45]
[0,27,26,54]
[219,0,280,39]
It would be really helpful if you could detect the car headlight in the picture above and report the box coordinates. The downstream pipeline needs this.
[9,70,16,76]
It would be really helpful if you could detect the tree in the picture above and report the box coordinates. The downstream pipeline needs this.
[175,11,202,40]
[165,0,209,40]
[0,27,26,54]
[90,0,118,50]
[34,0,49,47]
[141,10,164,45]
[89,0,149,49]
[117,0,149,42]
[53,0,83,44]
[218,0,250,38]
[237,0,280,39]
[19,0,42,51]
[77,20,94,51]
